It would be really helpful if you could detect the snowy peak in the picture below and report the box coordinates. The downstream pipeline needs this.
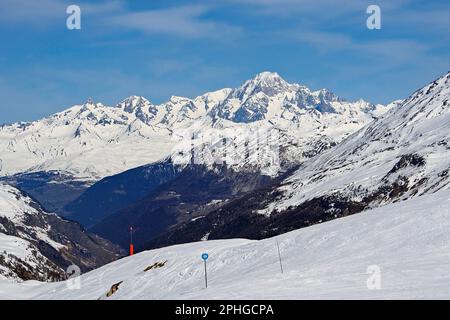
[240,71,291,97]
[356,71,449,145]
[116,96,158,125]
[209,71,380,124]
[315,88,342,101]
[79,98,107,112]
[116,96,152,113]
[254,71,284,82]
[156,96,200,127]
[207,72,297,123]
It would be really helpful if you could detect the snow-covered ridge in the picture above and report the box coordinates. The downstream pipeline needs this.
[0,72,393,180]
[0,184,40,221]
[260,71,450,215]
[2,189,449,299]
[0,183,66,281]
[0,183,60,247]
[0,183,122,281]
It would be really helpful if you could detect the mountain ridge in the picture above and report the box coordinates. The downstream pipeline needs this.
[0,72,393,181]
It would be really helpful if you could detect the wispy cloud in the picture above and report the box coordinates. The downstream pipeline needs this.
[291,30,429,62]
[0,0,66,25]
[237,0,447,68]
[388,8,450,39]
[106,5,241,39]
[0,1,241,40]
[234,0,407,16]
[0,0,124,26]
[82,0,124,15]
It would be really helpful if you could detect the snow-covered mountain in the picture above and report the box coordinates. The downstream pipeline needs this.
[139,71,450,248]
[0,183,123,282]
[0,72,392,181]
[209,71,388,123]
[1,189,449,299]
[260,71,450,215]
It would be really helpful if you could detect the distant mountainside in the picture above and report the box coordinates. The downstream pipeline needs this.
[142,71,450,249]
[0,171,89,214]
[0,183,124,282]
[89,163,277,249]
[64,160,184,227]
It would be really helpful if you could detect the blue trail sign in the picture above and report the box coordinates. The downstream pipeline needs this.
[201,253,209,288]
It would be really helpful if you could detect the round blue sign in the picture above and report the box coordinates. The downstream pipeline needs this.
[201,253,209,260]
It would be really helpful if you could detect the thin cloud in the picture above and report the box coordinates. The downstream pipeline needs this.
[388,8,450,38]
[106,5,241,39]
[291,29,429,63]
[234,0,407,15]
[82,1,124,15]
[0,0,124,26]
[0,0,66,25]
[0,1,241,40]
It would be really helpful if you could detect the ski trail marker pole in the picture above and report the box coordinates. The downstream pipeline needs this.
[276,240,284,274]
[201,253,209,288]
[129,226,134,256]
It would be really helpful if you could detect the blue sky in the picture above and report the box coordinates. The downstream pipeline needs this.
[0,0,449,123]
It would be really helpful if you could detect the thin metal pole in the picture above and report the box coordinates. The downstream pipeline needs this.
[204,260,208,288]
[129,227,135,256]
[276,240,284,274]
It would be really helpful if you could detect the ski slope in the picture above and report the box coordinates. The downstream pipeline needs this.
[1,190,449,299]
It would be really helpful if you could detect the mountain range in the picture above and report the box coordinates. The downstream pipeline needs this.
[0,72,392,180]
[0,70,448,283]
[143,71,450,249]
[0,72,394,214]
